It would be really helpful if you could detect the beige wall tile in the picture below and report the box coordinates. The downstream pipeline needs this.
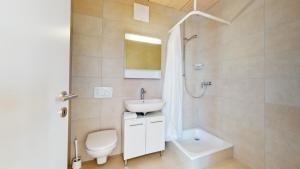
[265,0,300,29]
[71,80,92,98]
[124,20,169,38]
[219,98,264,125]
[197,96,221,136]
[209,0,260,21]
[217,78,265,104]
[102,36,124,58]
[182,113,199,129]
[265,103,300,169]
[264,1,300,168]
[217,98,265,169]
[121,79,162,99]
[217,33,264,61]
[122,79,146,98]
[70,98,101,120]
[72,35,102,57]
[265,78,300,107]
[182,93,199,129]
[220,56,264,79]
[101,78,124,97]
[194,29,219,53]
[216,5,264,45]
[101,58,124,78]
[234,142,265,169]
[71,118,100,142]
[99,116,122,133]
[112,132,122,155]
[102,19,124,39]
[71,77,101,98]
[139,80,162,98]
[265,56,300,79]
[72,56,100,77]
[99,103,123,155]
[265,19,300,78]
[102,0,132,21]
[194,44,220,64]
[100,98,125,120]
[265,19,300,59]
[72,0,103,17]
[108,0,134,6]
[72,13,102,36]
[218,98,264,136]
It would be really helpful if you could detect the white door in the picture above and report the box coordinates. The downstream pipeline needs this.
[0,0,71,169]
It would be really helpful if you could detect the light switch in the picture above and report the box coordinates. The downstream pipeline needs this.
[94,87,113,98]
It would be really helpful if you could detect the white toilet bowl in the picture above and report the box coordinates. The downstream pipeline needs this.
[85,130,117,165]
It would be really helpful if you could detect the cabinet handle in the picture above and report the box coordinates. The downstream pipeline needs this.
[151,120,163,123]
[129,123,143,127]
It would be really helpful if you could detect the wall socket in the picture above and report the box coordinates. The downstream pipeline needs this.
[94,87,113,98]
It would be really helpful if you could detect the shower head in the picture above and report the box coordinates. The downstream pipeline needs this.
[184,34,198,42]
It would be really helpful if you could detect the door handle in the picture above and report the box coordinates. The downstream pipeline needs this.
[151,120,163,123]
[129,123,143,127]
[59,91,78,101]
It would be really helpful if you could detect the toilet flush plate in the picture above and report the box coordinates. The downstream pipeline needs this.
[94,87,113,98]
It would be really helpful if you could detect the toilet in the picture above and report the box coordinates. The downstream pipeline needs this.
[85,130,117,165]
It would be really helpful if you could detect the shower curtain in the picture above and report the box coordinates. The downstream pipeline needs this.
[162,25,183,141]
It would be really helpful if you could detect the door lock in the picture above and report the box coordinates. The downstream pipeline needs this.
[60,107,68,118]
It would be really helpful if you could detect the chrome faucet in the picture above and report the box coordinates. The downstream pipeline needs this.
[140,88,146,100]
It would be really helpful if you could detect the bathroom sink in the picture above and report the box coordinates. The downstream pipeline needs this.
[125,99,165,114]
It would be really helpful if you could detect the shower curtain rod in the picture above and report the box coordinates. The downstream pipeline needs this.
[168,0,254,34]
[168,10,230,33]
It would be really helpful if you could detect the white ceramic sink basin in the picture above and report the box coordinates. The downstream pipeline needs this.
[125,99,165,114]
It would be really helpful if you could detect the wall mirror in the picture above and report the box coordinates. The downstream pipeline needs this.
[124,33,162,79]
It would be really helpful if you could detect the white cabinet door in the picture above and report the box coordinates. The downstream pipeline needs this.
[146,116,165,154]
[123,118,146,160]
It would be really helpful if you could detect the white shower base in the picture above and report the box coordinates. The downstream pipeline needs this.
[171,128,233,169]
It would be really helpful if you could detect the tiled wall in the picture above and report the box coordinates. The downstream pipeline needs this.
[70,0,300,167]
[184,0,300,169]
[70,0,183,162]
[264,0,300,168]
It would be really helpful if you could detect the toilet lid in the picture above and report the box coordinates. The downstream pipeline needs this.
[86,130,117,151]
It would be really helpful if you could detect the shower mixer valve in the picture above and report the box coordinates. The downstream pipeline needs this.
[201,81,212,88]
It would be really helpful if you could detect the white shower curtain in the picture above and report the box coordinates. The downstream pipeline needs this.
[162,25,183,141]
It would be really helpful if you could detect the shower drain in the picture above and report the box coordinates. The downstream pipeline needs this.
[194,138,200,141]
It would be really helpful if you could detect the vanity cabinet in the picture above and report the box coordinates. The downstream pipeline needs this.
[123,118,146,160]
[146,115,165,154]
[123,112,165,161]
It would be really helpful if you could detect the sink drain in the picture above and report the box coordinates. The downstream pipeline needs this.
[194,138,200,141]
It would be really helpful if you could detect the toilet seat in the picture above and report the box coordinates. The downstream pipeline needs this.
[86,130,117,151]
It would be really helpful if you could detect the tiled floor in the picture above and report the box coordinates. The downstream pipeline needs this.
[79,144,250,169]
